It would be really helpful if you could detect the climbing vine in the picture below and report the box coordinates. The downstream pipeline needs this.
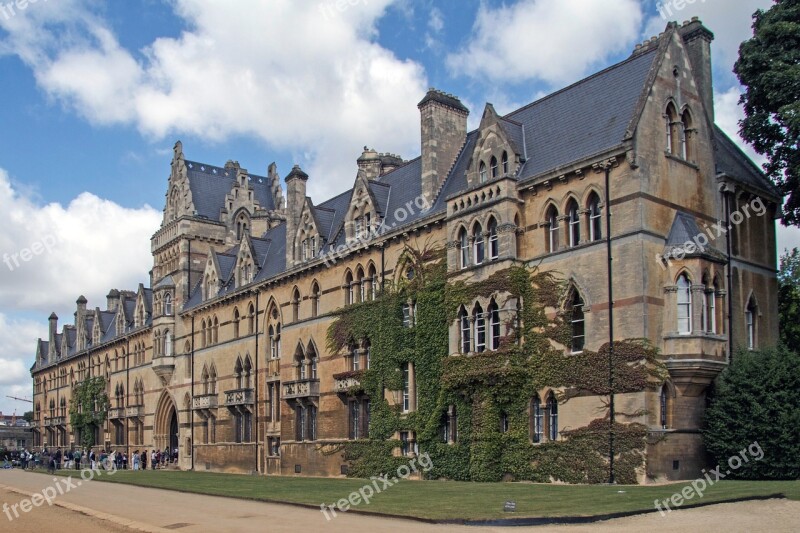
[327,244,667,483]
[69,376,110,449]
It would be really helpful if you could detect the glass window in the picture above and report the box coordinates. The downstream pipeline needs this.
[569,291,585,353]
[677,275,692,334]
[488,217,499,260]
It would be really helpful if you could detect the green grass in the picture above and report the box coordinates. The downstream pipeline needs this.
[38,468,799,521]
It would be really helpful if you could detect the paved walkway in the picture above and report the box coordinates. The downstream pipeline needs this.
[1,469,799,532]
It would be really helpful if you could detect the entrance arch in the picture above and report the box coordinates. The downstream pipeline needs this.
[154,391,179,456]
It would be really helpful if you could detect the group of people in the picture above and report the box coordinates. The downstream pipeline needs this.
[5,447,179,472]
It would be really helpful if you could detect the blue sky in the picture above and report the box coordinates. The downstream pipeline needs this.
[0,0,796,415]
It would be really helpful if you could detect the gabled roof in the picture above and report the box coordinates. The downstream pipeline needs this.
[664,211,725,261]
[713,126,781,200]
[185,161,277,220]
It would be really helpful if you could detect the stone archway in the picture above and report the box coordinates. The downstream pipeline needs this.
[154,391,179,456]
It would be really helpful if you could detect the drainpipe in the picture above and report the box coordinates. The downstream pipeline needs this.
[190,315,195,471]
[380,244,386,292]
[254,291,260,474]
[724,189,734,361]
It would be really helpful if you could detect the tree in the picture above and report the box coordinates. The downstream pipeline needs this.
[735,1,800,226]
[22,411,33,423]
[704,347,800,479]
[779,247,800,347]
[69,377,110,449]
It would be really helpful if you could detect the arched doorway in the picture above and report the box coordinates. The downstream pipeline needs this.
[170,410,178,458]
[154,391,179,458]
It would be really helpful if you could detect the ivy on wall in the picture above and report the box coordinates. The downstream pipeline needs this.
[68,376,110,449]
[327,245,666,483]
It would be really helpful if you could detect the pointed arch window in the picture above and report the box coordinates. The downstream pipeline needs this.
[473,223,485,265]
[501,151,509,175]
[587,193,602,242]
[368,264,378,300]
[746,297,757,350]
[479,161,487,183]
[459,306,470,354]
[567,199,580,247]
[345,271,354,305]
[490,156,498,179]
[292,288,300,322]
[677,274,692,335]
[213,316,220,344]
[164,330,173,357]
[568,290,585,353]
[488,300,501,350]
[531,395,543,443]
[233,308,240,339]
[459,228,469,269]
[488,217,499,260]
[546,205,559,253]
[311,282,320,317]
[681,109,693,160]
[666,103,680,155]
[473,303,486,353]
[547,393,558,441]
[164,293,172,316]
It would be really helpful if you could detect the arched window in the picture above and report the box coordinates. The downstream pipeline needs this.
[248,303,255,334]
[566,199,580,247]
[568,290,585,353]
[488,300,501,350]
[234,358,244,389]
[702,274,715,334]
[213,316,220,344]
[243,356,252,389]
[473,303,486,353]
[308,344,318,379]
[547,393,558,441]
[356,267,365,303]
[666,102,679,155]
[295,344,307,380]
[292,288,300,322]
[164,293,172,316]
[660,385,670,429]
[479,161,487,183]
[546,205,559,253]
[459,227,469,269]
[164,330,172,357]
[233,308,240,339]
[681,109,693,160]
[345,271,354,305]
[368,264,378,300]
[363,340,371,370]
[677,274,692,334]
[746,297,757,350]
[459,306,470,354]
[473,223,485,265]
[488,217,499,260]
[531,395,543,443]
[501,151,509,175]
[587,193,602,242]
[490,156,498,179]
[311,282,320,317]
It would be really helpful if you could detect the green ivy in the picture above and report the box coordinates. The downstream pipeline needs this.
[327,245,666,483]
[68,376,110,449]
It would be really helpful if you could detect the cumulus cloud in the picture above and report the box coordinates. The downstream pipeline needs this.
[0,0,429,200]
[447,0,643,86]
[0,168,161,313]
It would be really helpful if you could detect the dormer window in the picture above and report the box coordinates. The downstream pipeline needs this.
[300,234,317,262]
[236,213,250,240]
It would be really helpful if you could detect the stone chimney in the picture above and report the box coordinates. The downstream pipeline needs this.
[48,312,58,360]
[285,165,309,267]
[418,88,469,204]
[106,289,120,311]
[75,295,88,351]
[357,147,382,180]
[679,18,715,123]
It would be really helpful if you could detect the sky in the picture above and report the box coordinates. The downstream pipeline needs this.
[0,0,797,416]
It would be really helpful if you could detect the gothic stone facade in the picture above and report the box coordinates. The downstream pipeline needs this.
[30,20,780,482]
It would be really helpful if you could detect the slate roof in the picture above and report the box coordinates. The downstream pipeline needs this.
[185,161,277,220]
[713,126,781,199]
[507,47,658,180]
[664,211,725,260]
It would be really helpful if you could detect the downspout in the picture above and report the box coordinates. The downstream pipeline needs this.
[254,291,260,474]
[380,244,386,292]
[724,190,734,361]
[126,338,130,461]
[190,315,195,471]
[604,163,615,485]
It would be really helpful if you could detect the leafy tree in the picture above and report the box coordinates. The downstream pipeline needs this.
[704,347,800,479]
[735,1,800,226]
[22,411,33,423]
[779,247,800,347]
[68,377,110,449]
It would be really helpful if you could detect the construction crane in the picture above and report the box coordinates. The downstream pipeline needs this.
[6,396,32,403]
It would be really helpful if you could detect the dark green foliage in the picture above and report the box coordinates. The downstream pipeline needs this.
[68,376,110,449]
[735,0,800,225]
[704,347,800,479]
[779,248,800,348]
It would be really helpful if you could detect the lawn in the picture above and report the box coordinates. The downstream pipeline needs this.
[41,468,799,522]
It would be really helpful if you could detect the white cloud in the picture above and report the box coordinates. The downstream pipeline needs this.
[714,87,765,166]
[447,0,643,86]
[0,168,161,313]
[0,314,47,415]
[0,0,429,200]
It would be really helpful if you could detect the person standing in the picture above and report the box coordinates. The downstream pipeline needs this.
[142,449,148,470]
[133,450,140,471]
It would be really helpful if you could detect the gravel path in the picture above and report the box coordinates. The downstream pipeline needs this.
[1,469,798,532]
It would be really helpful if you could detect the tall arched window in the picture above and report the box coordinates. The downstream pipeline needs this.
[666,102,679,155]
[501,151,509,175]
[164,330,172,357]
[531,395,543,443]
[233,308,240,339]
[295,345,306,380]
[473,303,486,353]
[488,300,501,350]
[473,223,485,265]
[568,290,585,353]
[248,303,255,334]
[488,217,499,260]
[292,288,300,322]
[702,274,716,334]
[490,156,498,179]
[567,199,580,247]
[587,193,602,242]
[459,228,469,269]
[546,205,559,253]
[213,316,220,344]
[660,385,670,429]
[746,297,757,350]
[311,282,320,317]
[356,267,365,303]
[547,393,558,441]
[459,306,470,354]
[479,161,487,183]
[269,323,281,359]
[681,109,693,160]
[677,274,692,334]
[345,271,354,305]
[164,293,172,316]
[368,264,378,300]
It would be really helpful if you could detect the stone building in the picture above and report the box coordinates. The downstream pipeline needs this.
[29,20,780,481]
